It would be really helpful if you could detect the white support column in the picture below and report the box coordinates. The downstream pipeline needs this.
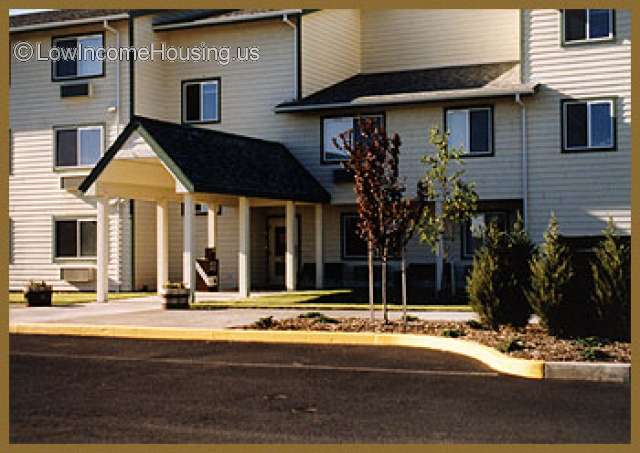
[156,199,169,293]
[314,204,323,289]
[96,197,110,303]
[182,193,196,301]
[207,203,218,249]
[238,197,251,298]
[285,201,296,291]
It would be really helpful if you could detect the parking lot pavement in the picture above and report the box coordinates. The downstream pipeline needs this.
[10,335,630,444]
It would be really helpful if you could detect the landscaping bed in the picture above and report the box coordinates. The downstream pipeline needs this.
[241,315,631,363]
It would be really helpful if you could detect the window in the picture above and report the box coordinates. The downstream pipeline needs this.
[52,33,104,80]
[341,213,368,259]
[55,219,97,258]
[180,203,209,216]
[445,107,492,155]
[182,79,220,123]
[55,126,103,167]
[563,10,614,44]
[322,114,385,163]
[562,99,615,151]
[462,211,508,259]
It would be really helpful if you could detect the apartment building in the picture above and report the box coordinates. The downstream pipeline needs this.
[8,9,631,301]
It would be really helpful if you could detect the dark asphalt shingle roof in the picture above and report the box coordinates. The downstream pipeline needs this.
[152,10,240,26]
[80,116,330,203]
[10,9,128,28]
[277,62,520,110]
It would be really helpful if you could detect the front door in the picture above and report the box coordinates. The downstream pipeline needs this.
[267,217,298,287]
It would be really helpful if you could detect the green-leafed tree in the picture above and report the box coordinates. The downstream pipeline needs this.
[526,213,575,336]
[591,219,631,341]
[417,127,478,298]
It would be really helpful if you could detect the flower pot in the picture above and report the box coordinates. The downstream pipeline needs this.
[163,288,190,309]
[24,288,52,307]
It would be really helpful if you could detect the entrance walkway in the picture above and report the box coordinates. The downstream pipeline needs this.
[10,297,476,330]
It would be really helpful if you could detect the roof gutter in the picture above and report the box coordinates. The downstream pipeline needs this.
[10,14,129,33]
[274,84,539,113]
[153,9,303,31]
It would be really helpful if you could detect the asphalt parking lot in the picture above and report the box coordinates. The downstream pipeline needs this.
[10,334,630,443]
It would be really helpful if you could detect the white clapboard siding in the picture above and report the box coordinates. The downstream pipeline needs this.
[9,20,132,291]
[522,9,631,241]
[360,10,520,73]
[301,9,361,97]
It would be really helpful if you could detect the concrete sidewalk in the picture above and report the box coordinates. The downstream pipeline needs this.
[10,296,476,330]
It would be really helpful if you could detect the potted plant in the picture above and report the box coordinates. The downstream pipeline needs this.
[24,280,53,307]
[162,282,190,309]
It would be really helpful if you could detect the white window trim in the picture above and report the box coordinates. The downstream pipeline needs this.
[563,9,614,45]
[53,217,98,260]
[52,33,104,80]
[322,114,385,164]
[54,125,104,170]
[182,80,220,123]
[446,107,492,155]
[563,99,614,151]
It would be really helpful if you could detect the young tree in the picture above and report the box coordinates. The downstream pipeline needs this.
[526,213,575,336]
[591,219,631,341]
[335,118,387,321]
[417,127,478,299]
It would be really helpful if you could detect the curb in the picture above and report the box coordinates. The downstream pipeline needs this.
[9,322,544,379]
[545,361,630,383]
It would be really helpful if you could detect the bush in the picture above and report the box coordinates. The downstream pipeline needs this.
[526,214,578,337]
[466,215,534,329]
[590,220,631,341]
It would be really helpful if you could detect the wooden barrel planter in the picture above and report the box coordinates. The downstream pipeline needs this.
[24,281,53,307]
[162,284,190,309]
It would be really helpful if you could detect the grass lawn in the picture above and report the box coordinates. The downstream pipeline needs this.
[9,292,155,306]
[191,289,471,312]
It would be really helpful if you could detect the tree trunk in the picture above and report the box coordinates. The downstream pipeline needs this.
[382,247,388,324]
[401,246,407,327]
[368,239,374,322]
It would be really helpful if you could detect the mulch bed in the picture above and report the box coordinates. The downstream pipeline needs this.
[240,316,631,363]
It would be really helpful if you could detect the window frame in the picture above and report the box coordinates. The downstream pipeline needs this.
[181,78,222,124]
[561,9,615,45]
[340,212,369,260]
[461,210,510,259]
[443,105,494,157]
[53,124,105,170]
[561,98,617,153]
[53,218,97,260]
[51,32,106,81]
[320,112,386,164]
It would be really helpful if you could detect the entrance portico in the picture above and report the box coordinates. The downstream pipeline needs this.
[79,116,330,302]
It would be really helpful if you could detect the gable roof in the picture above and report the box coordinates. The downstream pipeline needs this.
[79,116,330,204]
[276,62,537,112]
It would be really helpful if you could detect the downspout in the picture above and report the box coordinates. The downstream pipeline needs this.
[104,20,121,134]
[515,93,528,231]
[282,13,298,101]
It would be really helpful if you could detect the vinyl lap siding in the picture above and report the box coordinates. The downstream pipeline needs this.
[301,9,361,97]
[361,9,520,73]
[9,21,132,291]
[523,9,631,241]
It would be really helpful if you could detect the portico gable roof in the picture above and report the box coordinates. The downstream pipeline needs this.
[79,116,330,203]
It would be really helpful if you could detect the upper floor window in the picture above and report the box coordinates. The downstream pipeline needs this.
[562,99,615,152]
[52,33,104,80]
[182,79,220,124]
[55,218,97,258]
[562,9,614,44]
[55,126,103,168]
[445,106,493,156]
[322,114,385,163]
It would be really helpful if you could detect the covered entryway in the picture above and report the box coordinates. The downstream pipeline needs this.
[79,116,330,302]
